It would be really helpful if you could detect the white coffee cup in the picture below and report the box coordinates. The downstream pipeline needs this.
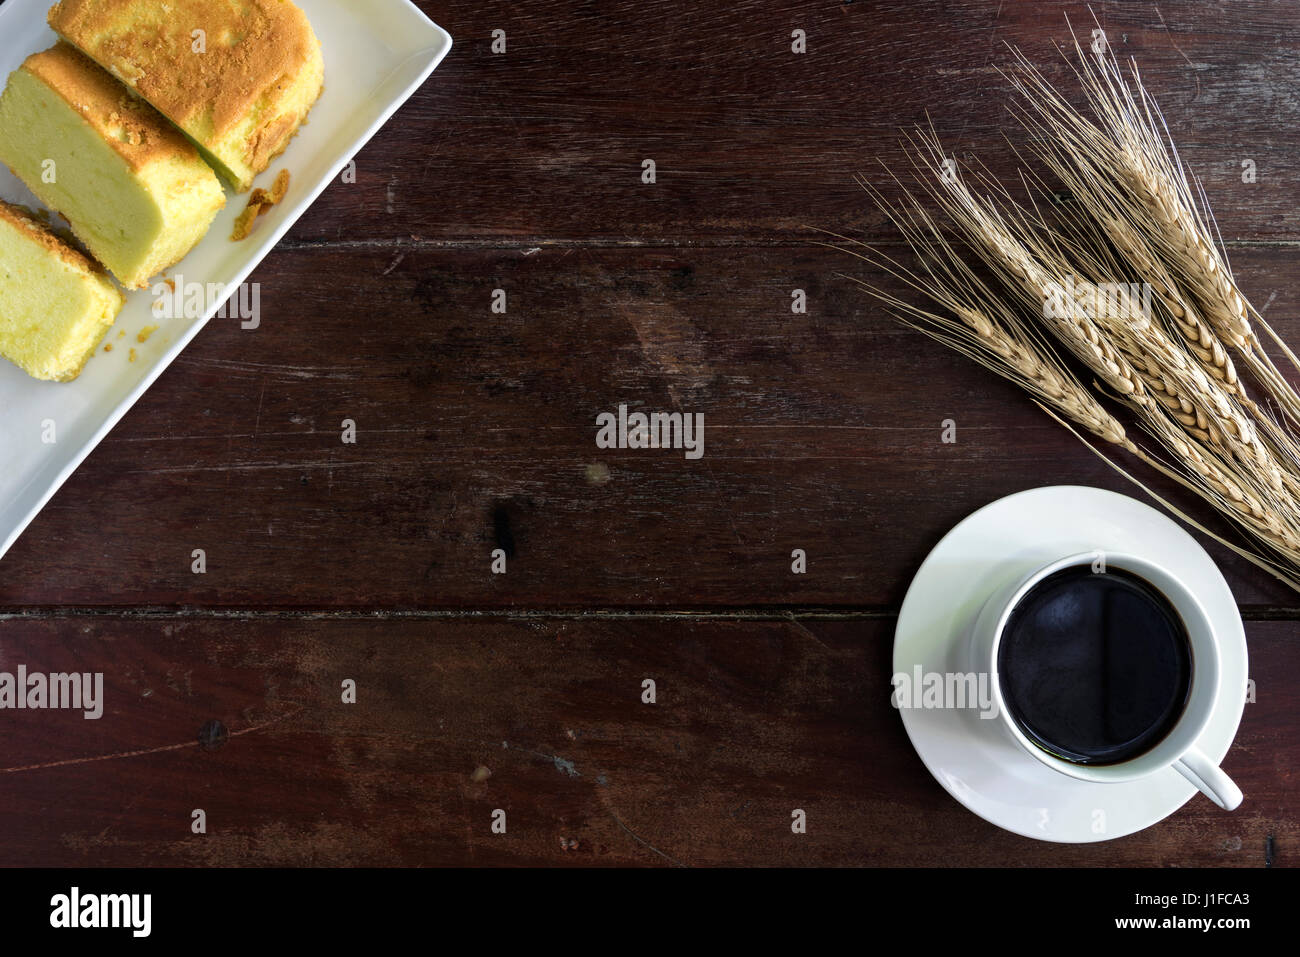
[969,550,1242,811]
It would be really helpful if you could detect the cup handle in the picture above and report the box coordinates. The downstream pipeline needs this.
[1174,747,1243,811]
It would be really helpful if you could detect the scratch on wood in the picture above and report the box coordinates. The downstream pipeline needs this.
[505,742,581,777]
[124,461,373,476]
[253,381,266,437]
[601,798,687,867]
[0,607,901,622]
[787,616,834,653]
[1154,7,1200,100]
[984,0,1004,67]
[180,357,360,380]
[0,705,302,774]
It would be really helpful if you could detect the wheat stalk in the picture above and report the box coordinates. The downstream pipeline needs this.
[838,20,1300,591]
[1002,31,1300,494]
[831,182,1138,453]
[844,118,1300,590]
[1007,32,1300,429]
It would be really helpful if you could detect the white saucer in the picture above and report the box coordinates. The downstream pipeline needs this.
[893,485,1249,843]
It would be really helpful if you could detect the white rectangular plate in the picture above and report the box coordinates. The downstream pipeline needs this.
[0,0,451,560]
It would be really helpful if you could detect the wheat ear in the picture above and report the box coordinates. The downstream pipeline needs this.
[901,134,1300,568]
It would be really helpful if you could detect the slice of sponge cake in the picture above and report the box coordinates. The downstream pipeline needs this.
[0,42,226,290]
[0,201,124,382]
[49,0,324,193]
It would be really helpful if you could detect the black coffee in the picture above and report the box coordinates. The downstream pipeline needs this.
[997,565,1192,765]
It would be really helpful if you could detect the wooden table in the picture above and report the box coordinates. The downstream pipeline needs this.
[0,0,1295,867]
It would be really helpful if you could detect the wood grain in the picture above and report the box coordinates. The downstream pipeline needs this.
[2,245,1298,610]
[0,614,1289,867]
[286,0,1300,244]
[3,0,1298,868]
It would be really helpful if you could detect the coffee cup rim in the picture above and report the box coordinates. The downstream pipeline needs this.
[986,550,1220,783]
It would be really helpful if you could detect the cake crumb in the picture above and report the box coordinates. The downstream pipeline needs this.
[128,348,137,362]
[151,280,176,317]
[104,343,112,352]
[117,329,125,338]
[230,204,259,241]
[137,324,158,343]
[268,168,290,203]
[230,168,291,240]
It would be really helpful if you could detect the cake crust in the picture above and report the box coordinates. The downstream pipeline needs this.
[0,200,105,277]
[49,0,324,190]
[20,42,204,174]
[0,40,226,289]
[0,199,124,382]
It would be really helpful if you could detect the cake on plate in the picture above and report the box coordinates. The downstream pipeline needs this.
[0,41,226,289]
[0,200,124,382]
[49,0,324,192]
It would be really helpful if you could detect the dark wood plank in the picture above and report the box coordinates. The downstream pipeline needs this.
[1,0,1297,876]
[0,614,1288,867]
[284,0,1300,243]
[4,244,1299,609]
